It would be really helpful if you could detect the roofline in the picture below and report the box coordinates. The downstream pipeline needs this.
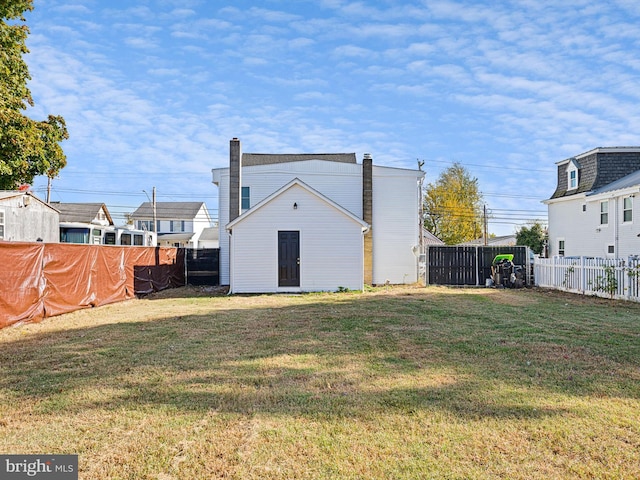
[226,177,370,232]
[556,147,640,165]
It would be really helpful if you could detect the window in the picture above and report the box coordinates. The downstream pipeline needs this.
[138,220,154,231]
[120,233,132,245]
[134,234,144,245]
[600,201,608,225]
[92,228,102,245]
[242,186,250,210]
[558,240,565,256]
[623,197,633,222]
[0,209,4,239]
[566,160,579,191]
[170,220,184,232]
[607,245,615,255]
[60,227,89,244]
[104,232,116,245]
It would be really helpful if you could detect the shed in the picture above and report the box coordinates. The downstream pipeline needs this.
[0,191,60,243]
[226,178,369,293]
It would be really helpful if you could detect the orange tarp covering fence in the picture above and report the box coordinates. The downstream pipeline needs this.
[0,242,185,329]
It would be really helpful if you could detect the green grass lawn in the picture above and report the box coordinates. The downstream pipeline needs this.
[1,286,639,479]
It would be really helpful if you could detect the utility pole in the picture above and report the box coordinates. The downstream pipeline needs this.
[483,204,488,245]
[46,176,52,203]
[152,186,157,233]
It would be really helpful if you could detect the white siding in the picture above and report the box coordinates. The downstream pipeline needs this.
[371,167,422,284]
[548,194,640,258]
[0,195,59,243]
[242,161,362,216]
[214,171,231,285]
[230,184,364,293]
[213,160,424,287]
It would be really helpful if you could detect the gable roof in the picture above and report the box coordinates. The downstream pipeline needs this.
[0,191,59,212]
[132,202,207,220]
[242,153,356,167]
[50,202,110,223]
[226,177,369,231]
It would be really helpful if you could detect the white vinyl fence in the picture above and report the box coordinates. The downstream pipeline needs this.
[534,256,640,302]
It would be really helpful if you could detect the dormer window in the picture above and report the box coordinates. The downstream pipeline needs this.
[566,159,580,191]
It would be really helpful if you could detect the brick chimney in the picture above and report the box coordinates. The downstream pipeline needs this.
[362,153,373,285]
[229,138,241,222]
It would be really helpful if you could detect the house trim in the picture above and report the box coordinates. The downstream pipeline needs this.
[226,177,370,233]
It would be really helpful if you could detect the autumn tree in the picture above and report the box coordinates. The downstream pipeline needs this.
[423,162,484,245]
[0,0,68,190]
[515,222,547,255]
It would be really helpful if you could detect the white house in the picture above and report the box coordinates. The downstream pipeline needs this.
[131,202,213,248]
[212,138,425,293]
[544,147,640,258]
[0,191,59,243]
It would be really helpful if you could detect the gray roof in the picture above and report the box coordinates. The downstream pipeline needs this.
[51,202,113,224]
[242,153,357,166]
[589,169,640,196]
[550,147,640,199]
[458,235,517,246]
[132,202,206,220]
[198,227,219,241]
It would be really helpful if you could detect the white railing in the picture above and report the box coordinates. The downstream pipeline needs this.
[534,256,640,302]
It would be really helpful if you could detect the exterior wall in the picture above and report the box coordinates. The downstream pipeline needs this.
[213,159,423,288]
[229,184,364,293]
[372,166,422,284]
[547,193,640,258]
[191,205,211,247]
[214,160,362,286]
[0,195,59,243]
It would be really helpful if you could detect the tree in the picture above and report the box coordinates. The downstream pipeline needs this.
[423,162,484,245]
[0,0,68,190]
[515,222,547,255]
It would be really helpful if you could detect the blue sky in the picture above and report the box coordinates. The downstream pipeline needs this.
[22,0,640,236]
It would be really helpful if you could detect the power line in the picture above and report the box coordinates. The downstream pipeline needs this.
[421,158,555,174]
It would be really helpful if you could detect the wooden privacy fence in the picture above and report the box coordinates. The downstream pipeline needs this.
[426,245,532,286]
[534,256,640,302]
[0,242,185,329]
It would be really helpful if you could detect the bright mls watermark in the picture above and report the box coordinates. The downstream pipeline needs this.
[0,455,77,479]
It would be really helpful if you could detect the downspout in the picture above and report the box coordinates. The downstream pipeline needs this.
[613,195,619,257]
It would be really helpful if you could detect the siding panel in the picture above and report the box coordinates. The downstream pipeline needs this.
[230,184,364,293]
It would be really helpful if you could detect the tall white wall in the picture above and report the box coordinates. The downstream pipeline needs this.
[230,184,364,293]
[372,166,422,284]
[214,160,423,287]
[548,194,640,258]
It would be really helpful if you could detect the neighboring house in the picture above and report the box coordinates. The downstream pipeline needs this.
[544,147,640,258]
[212,138,425,293]
[131,202,213,248]
[54,202,155,246]
[422,228,445,246]
[198,225,219,248]
[0,191,59,243]
[457,234,517,247]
